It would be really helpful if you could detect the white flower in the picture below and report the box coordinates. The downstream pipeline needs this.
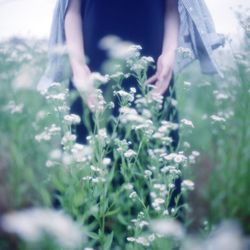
[64,114,81,125]
[45,160,57,168]
[36,110,47,121]
[1,208,85,248]
[153,184,166,192]
[71,143,92,162]
[148,233,156,242]
[90,165,102,173]
[46,93,66,101]
[181,118,194,128]
[183,81,192,86]
[143,56,154,63]
[164,153,177,161]
[154,198,165,205]
[97,128,108,139]
[163,210,169,216]
[82,176,92,181]
[49,149,62,160]
[144,170,152,177]
[127,237,136,242]
[174,154,187,163]
[62,153,73,165]
[99,35,142,59]
[119,107,145,124]
[3,101,24,114]
[102,157,111,165]
[48,124,61,134]
[110,72,124,79]
[171,98,178,106]
[135,236,150,246]
[210,115,226,122]
[115,90,134,102]
[192,150,200,157]
[90,72,110,84]
[181,179,195,191]
[176,47,194,59]
[130,87,137,94]
[49,82,61,88]
[61,132,76,145]
[158,121,179,132]
[35,131,51,142]
[124,149,137,158]
[150,218,185,239]
[183,141,190,148]
[129,191,137,199]
[123,183,133,190]
[138,220,149,229]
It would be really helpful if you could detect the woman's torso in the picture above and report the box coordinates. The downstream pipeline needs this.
[81,0,166,70]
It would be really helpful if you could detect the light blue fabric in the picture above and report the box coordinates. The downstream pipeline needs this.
[37,0,226,92]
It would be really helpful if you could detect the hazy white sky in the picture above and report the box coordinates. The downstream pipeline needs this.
[0,0,249,40]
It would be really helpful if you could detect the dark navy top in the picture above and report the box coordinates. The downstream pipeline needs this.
[81,0,166,71]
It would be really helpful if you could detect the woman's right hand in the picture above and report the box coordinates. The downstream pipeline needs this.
[72,64,99,113]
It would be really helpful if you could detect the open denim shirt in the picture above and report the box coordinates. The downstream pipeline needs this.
[37,0,226,91]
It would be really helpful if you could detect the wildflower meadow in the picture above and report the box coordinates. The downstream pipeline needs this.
[0,5,250,250]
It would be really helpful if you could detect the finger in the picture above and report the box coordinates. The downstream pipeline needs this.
[152,71,172,96]
[145,73,158,85]
[158,66,171,81]
[87,95,98,112]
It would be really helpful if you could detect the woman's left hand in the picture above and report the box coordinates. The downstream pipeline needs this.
[145,51,176,96]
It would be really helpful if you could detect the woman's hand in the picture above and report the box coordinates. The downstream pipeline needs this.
[145,51,176,96]
[72,64,99,113]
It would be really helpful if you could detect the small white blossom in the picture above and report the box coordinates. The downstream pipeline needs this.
[181,179,195,191]
[102,157,111,165]
[127,237,136,242]
[138,220,149,229]
[115,90,134,102]
[35,131,51,142]
[135,236,150,247]
[97,128,108,139]
[210,115,226,122]
[181,118,194,128]
[46,93,66,101]
[150,218,185,239]
[192,150,200,157]
[90,72,110,84]
[64,114,81,125]
[45,160,56,168]
[183,81,192,86]
[1,208,85,248]
[129,191,137,199]
[183,141,191,148]
[123,183,133,190]
[144,170,152,178]
[3,101,24,114]
[61,132,76,145]
[124,149,137,158]
[48,124,61,134]
[49,149,62,160]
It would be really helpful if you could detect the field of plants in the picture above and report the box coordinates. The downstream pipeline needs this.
[0,6,249,250]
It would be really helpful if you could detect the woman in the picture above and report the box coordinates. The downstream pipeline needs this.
[37,0,225,94]
[38,0,225,145]
[38,0,225,221]
[65,1,182,214]
[65,0,180,149]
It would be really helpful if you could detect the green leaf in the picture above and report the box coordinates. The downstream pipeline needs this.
[117,214,128,226]
[85,231,99,240]
[72,192,84,207]
[105,208,120,217]
[104,231,114,250]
